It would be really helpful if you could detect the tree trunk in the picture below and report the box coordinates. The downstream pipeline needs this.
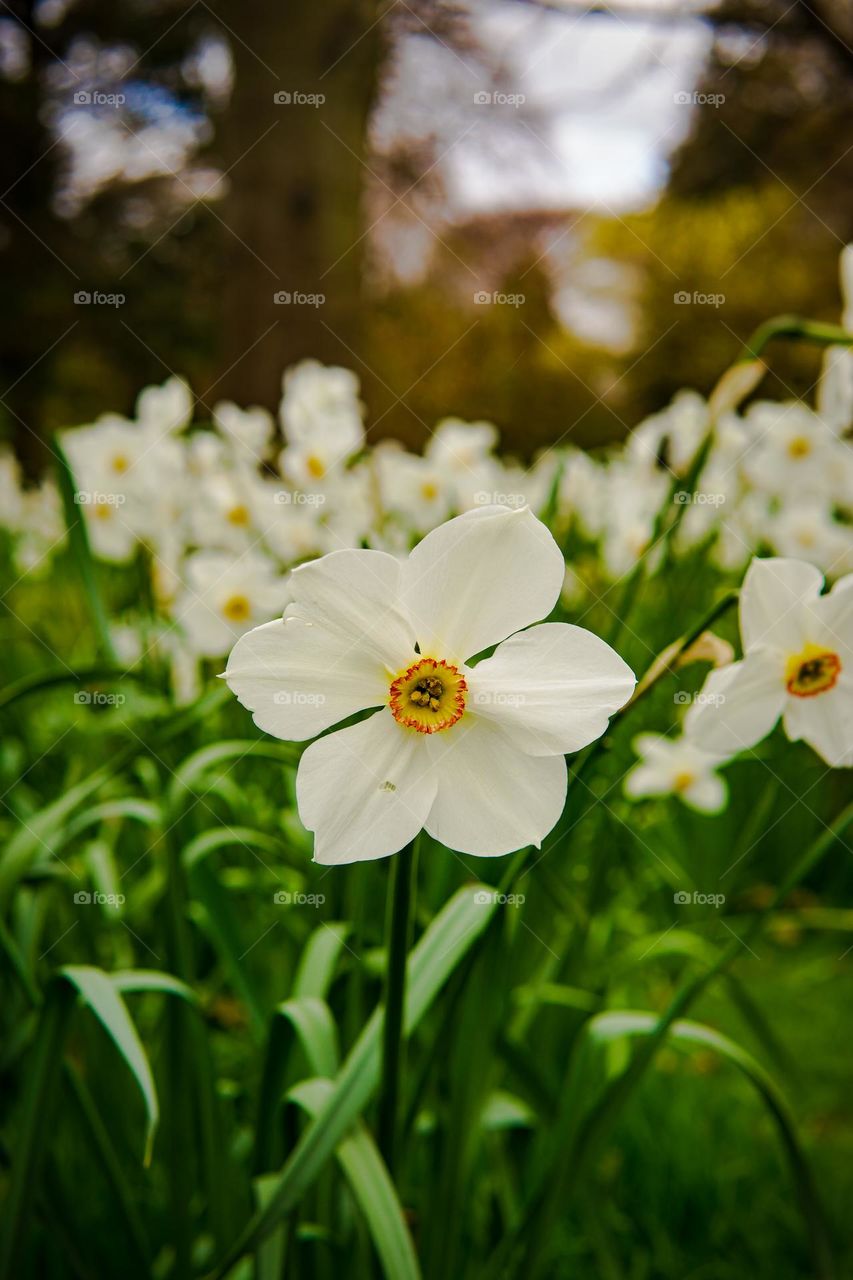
[209,0,384,411]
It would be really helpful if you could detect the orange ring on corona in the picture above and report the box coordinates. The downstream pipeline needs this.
[785,645,841,698]
[389,657,467,733]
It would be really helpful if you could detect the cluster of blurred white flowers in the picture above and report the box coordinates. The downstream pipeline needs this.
[562,380,853,582]
[0,253,850,741]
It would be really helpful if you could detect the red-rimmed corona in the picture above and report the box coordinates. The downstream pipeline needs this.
[389,657,467,733]
[785,645,842,698]
[685,557,853,769]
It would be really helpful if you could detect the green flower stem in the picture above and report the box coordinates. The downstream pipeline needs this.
[739,315,853,362]
[575,586,739,790]
[377,837,418,1175]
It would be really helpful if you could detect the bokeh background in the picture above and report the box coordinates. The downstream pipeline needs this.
[3,0,853,468]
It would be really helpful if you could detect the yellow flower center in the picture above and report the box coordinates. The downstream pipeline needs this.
[93,501,113,520]
[306,454,326,480]
[673,771,695,793]
[222,594,251,623]
[111,453,129,474]
[421,481,438,501]
[389,657,467,734]
[785,643,841,698]
[227,504,250,527]
[787,436,811,459]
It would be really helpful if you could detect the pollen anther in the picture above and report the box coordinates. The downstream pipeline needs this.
[390,657,466,733]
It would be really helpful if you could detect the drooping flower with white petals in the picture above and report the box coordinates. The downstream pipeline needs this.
[686,557,853,767]
[624,734,728,814]
[225,506,636,864]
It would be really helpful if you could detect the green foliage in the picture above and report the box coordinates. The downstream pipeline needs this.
[1,529,852,1280]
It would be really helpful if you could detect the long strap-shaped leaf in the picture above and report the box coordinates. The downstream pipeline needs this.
[0,967,195,1280]
[53,440,117,664]
[0,978,75,1280]
[511,1011,835,1280]
[587,1013,834,1277]
[60,966,161,1165]
[0,685,229,903]
[209,883,497,1278]
[287,1078,421,1280]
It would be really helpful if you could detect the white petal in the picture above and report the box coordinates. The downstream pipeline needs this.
[632,733,675,764]
[423,717,567,855]
[814,573,853,662]
[684,655,786,756]
[225,617,389,741]
[467,622,635,756]
[624,763,669,799]
[782,676,853,767]
[289,549,416,671]
[296,710,435,865]
[683,773,728,814]
[401,506,564,663]
[740,557,824,653]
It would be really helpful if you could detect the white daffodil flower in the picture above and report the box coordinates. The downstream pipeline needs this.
[374,443,454,534]
[134,376,193,435]
[213,401,275,466]
[176,550,288,659]
[225,506,636,864]
[624,733,728,814]
[742,402,843,502]
[278,359,365,488]
[765,501,853,576]
[685,557,853,767]
[626,389,709,477]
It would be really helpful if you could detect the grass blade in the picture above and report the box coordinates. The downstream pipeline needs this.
[0,979,75,1280]
[289,1078,421,1280]
[210,883,497,1277]
[59,966,159,1165]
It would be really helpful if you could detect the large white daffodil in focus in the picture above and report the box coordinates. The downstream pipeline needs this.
[686,558,853,767]
[225,506,636,864]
